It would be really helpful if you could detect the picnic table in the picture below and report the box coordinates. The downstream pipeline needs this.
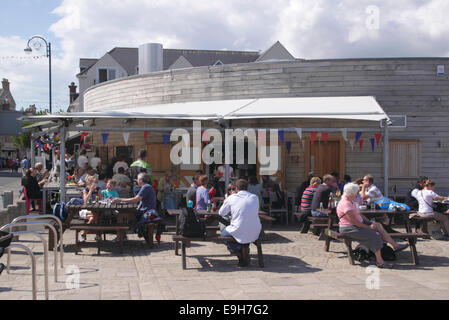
[64,202,142,254]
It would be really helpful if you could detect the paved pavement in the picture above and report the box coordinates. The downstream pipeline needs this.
[1,219,449,300]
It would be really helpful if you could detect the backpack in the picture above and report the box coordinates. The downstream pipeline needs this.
[179,207,205,237]
[53,202,69,222]
[353,243,396,262]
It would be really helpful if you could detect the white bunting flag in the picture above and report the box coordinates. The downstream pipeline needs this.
[349,138,355,151]
[341,128,348,141]
[295,128,302,140]
[123,132,130,146]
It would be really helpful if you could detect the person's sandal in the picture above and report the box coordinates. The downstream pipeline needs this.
[376,262,394,269]
[394,243,409,252]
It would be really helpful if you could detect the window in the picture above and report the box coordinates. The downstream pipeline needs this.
[213,60,224,66]
[97,68,117,83]
[389,140,420,178]
[381,115,407,128]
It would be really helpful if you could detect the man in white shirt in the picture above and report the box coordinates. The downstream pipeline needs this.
[219,179,262,267]
[77,149,89,170]
[360,174,383,205]
[113,154,129,175]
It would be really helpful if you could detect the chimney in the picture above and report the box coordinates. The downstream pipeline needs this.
[138,43,163,74]
[2,78,10,92]
[69,82,77,103]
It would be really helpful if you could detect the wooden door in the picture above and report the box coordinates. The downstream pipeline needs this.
[146,143,171,182]
[305,137,345,178]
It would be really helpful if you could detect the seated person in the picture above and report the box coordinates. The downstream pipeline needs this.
[310,174,338,217]
[112,173,161,243]
[412,179,449,239]
[78,175,102,243]
[101,179,120,200]
[218,179,262,267]
[72,168,85,184]
[300,176,321,215]
[21,169,43,210]
[360,174,383,206]
[186,173,201,207]
[296,172,314,205]
[113,167,133,193]
[157,170,177,210]
[195,175,210,210]
[337,183,408,269]
[97,173,107,190]
[405,176,428,211]
[78,166,98,187]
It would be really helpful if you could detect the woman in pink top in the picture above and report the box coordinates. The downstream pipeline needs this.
[337,183,408,268]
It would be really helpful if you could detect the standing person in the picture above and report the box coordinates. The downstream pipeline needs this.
[130,149,153,184]
[195,175,210,210]
[20,156,31,173]
[186,173,201,207]
[65,153,75,175]
[412,179,449,239]
[337,183,408,269]
[215,162,234,197]
[113,167,133,194]
[77,149,89,170]
[405,176,428,211]
[310,174,338,217]
[157,171,177,210]
[34,162,49,188]
[113,154,129,175]
[89,152,102,173]
[218,179,262,267]
[21,169,43,204]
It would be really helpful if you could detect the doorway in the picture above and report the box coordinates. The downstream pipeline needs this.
[305,137,345,178]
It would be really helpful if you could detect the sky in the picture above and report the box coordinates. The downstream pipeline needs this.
[2,0,449,112]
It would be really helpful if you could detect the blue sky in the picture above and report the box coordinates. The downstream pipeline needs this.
[2,0,449,113]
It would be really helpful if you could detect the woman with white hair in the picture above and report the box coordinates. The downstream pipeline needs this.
[337,183,408,268]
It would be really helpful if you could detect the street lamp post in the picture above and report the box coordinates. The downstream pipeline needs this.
[24,36,52,114]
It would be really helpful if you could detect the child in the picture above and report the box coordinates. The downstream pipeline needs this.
[78,175,102,243]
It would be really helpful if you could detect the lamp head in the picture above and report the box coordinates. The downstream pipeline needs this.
[24,47,32,54]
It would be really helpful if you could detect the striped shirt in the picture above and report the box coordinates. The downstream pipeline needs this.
[300,186,317,212]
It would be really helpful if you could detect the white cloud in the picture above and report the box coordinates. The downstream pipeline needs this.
[3,0,449,112]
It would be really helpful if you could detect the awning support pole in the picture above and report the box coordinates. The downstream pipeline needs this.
[59,123,66,203]
[383,120,389,197]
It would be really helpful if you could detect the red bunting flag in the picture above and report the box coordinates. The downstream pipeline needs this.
[321,132,328,145]
[144,131,149,143]
[359,139,364,151]
[310,132,318,145]
[374,133,382,145]
[80,132,89,142]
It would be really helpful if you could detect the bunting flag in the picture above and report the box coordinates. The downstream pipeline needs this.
[341,128,348,141]
[374,133,382,145]
[295,128,302,140]
[123,132,130,146]
[321,132,328,145]
[349,139,355,151]
[310,132,318,145]
[80,132,89,142]
[286,141,292,154]
[355,132,362,144]
[278,130,285,144]
[101,133,109,145]
[144,131,149,143]
[359,139,364,151]
[163,134,170,146]
[370,138,375,152]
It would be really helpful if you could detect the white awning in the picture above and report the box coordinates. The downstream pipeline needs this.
[20,96,389,122]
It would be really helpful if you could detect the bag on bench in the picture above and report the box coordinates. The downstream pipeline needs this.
[179,207,205,237]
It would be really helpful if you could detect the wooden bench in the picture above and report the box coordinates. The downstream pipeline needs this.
[70,223,156,254]
[408,213,435,239]
[324,210,428,265]
[172,235,264,270]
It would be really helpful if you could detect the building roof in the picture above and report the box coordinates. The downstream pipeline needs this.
[77,47,261,77]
